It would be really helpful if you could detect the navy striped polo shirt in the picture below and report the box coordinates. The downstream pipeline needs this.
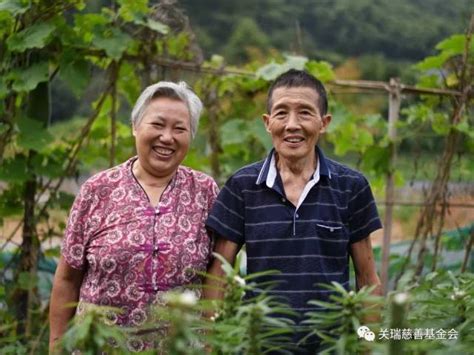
[206,146,382,314]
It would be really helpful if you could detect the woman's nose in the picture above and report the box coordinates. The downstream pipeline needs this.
[159,128,173,142]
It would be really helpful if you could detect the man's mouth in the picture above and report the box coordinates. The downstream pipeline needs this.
[284,136,304,143]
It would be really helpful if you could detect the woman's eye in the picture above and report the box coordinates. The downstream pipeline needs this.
[175,127,186,131]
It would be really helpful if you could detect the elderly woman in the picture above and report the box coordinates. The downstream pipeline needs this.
[49,82,218,352]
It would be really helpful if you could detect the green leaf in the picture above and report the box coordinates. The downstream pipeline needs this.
[283,55,308,70]
[454,120,472,137]
[144,18,168,34]
[0,78,8,98]
[10,61,49,92]
[252,118,273,151]
[118,62,140,106]
[44,246,61,258]
[0,0,29,15]
[415,52,450,71]
[30,154,64,178]
[305,61,334,82]
[0,155,29,182]
[18,271,38,290]
[17,117,54,151]
[361,146,390,174]
[256,62,285,81]
[118,0,149,22]
[431,113,450,135]
[220,119,248,146]
[436,34,469,56]
[7,21,55,52]
[60,56,91,97]
[92,28,132,60]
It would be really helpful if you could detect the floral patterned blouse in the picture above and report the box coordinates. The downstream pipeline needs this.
[61,157,218,351]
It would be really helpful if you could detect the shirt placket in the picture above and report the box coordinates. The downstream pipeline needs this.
[140,205,173,293]
[134,170,177,294]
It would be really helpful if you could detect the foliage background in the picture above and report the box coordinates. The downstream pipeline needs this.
[0,0,472,353]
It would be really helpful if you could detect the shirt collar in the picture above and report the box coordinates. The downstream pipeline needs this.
[255,146,331,186]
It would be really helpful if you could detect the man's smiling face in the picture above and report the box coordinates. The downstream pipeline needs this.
[263,86,331,162]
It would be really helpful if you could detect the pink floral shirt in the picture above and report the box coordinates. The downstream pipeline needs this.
[62,157,218,351]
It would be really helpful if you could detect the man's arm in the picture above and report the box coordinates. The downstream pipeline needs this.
[350,236,382,296]
[203,236,241,304]
[49,256,85,353]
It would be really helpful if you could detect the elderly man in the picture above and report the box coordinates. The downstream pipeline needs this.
[204,69,382,352]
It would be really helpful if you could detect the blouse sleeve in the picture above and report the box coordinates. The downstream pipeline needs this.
[61,182,97,270]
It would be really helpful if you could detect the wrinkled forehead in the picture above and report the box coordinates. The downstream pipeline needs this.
[140,97,190,122]
[270,86,321,112]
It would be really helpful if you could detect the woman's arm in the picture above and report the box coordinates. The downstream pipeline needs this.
[49,256,85,353]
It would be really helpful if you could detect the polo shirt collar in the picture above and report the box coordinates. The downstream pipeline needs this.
[255,145,331,187]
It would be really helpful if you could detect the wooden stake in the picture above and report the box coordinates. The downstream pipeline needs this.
[381,78,401,295]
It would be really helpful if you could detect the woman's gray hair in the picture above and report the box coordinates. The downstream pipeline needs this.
[131,81,203,139]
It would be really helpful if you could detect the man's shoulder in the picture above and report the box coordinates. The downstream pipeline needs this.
[326,158,367,186]
[326,158,366,182]
[228,160,264,182]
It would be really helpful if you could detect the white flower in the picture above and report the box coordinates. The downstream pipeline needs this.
[451,288,466,300]
[393,292,408,305]
[234,275,246,287]
[180,290,198,306]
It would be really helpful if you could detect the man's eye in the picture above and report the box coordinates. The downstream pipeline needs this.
[274,111,286,118]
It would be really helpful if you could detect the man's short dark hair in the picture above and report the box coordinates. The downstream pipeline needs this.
[266,69,328,115]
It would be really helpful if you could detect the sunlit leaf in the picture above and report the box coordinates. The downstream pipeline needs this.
[118,0,149,22]
[415,53,451,71]
[283,55,307,70]
[0,0,29,15]
[436,34,470,56]
[92,28,132,60]
[145,18,168,34]
[7,21,55,52]
[256,62,285,81]
[305,60,334,82]
[10,61,49,92]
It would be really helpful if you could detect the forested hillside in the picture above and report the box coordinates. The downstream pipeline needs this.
[180,0,471,63]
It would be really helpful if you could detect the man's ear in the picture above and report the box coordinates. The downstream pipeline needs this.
[262,114,271,133]
[320,114,332,133]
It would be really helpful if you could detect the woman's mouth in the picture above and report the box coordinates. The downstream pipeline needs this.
[152,146,174,157]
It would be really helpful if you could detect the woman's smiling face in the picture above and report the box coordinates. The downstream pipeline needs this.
[133,97,191,178]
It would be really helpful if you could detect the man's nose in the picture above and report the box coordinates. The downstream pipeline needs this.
[286,111,300,129]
